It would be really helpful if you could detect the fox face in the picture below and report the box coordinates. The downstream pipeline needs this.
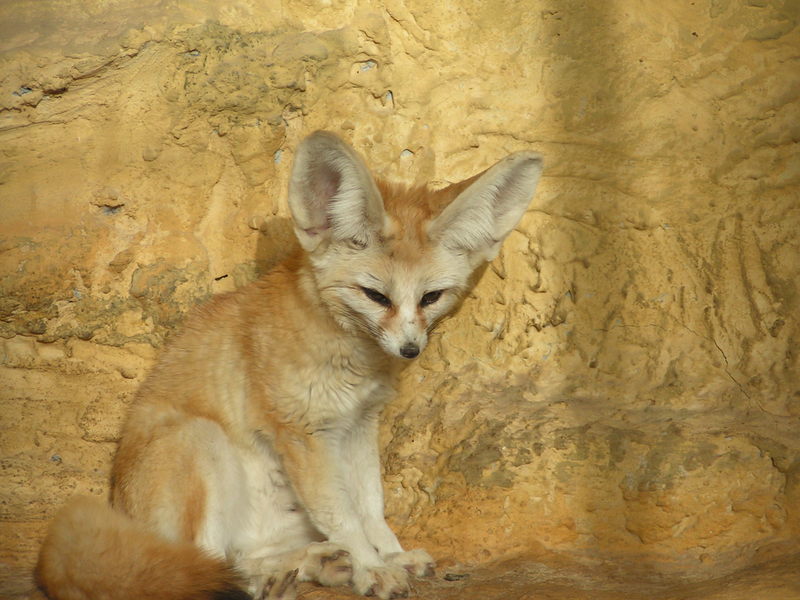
[288,132,543,360]
[308,234,471,359]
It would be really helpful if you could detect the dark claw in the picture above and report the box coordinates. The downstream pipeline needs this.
[275,569,298,596]
[321,549,350,564]
[258,576,277,600]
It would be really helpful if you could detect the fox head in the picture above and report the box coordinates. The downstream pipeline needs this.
[287,131,543,360]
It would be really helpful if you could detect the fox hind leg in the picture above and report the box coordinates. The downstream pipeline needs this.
[297,541,353,587]
[256,569,298,600]
[243,541,353,596]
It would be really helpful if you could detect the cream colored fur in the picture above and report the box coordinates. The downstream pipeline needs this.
[36,131,543,600]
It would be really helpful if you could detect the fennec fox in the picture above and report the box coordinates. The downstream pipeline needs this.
[36,132,543,600]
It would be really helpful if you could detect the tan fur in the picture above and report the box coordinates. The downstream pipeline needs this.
[36,131,543,600]
[36,497,244,600]
[377,176,481,243]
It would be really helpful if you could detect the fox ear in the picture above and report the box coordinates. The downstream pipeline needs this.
[287,131,385,252]
[428,152,544,264]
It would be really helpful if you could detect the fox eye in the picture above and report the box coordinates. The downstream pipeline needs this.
[420,290,443,307]
[361,287,392,308]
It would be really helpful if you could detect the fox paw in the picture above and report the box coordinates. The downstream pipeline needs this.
[256,568,298,600]
[353,563,410,599]
[299,541,353,587]
[384,549,436,578]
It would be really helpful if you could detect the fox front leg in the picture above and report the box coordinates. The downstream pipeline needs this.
[343,412,403,555]
[274,425,410,599]
[343,412,436,579]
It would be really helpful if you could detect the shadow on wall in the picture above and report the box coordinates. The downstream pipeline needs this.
[531,0,799,580]
[538,1,669,576]
[253,216,297,277]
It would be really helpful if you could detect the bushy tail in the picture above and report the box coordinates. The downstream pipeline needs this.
[36,496,250,600]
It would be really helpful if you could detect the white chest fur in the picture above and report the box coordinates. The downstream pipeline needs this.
[279,338,395,429]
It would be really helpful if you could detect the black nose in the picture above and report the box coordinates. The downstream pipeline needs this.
[400,343,420,359]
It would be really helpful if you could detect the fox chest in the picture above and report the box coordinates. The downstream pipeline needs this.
[279,359,394,427]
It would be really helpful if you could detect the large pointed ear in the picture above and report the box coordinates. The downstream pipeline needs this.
[287,131,385,252]
[428,152,544,263]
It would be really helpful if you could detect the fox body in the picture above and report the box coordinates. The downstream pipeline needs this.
[36,132,543,600]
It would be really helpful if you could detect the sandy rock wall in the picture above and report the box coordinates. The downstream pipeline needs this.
[1,0,798,596]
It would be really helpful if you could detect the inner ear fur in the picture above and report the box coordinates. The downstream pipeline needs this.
[287,131,385,252]
[428,152,544,263]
